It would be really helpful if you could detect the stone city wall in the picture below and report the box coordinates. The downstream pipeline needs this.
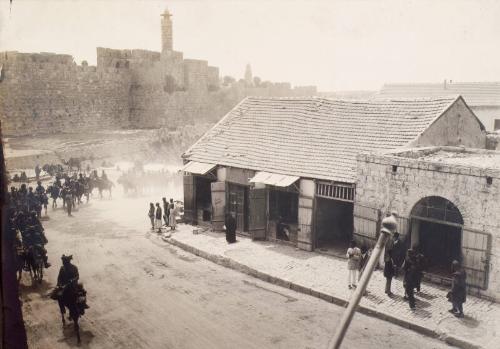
[355,150,500,301]
[0,49,318,136]
[0,51,131,136]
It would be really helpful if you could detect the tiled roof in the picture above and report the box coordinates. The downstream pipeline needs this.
[183,96,459,183]
[375,82,500,107]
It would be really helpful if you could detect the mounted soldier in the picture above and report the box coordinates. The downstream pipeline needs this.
[24,211,50,268]
[57,255,79,286]
[52,254,88,344]
[48,183,61,208]
[35,180,45,195]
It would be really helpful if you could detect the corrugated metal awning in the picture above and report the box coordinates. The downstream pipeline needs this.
[182,161,217,175]
[249,171,299,187]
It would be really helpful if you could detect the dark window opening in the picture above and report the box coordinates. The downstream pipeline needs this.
[494,119,500,131]
[487,177,493,185]
[315,197,353,252]
[269,190,298,223]
[392,165,398,173]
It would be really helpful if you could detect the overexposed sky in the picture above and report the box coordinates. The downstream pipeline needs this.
[1,0,499,91]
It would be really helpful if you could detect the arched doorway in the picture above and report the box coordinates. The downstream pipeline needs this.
[410,196,463,276]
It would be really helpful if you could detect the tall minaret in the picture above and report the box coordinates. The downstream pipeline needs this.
[161,8,173,52]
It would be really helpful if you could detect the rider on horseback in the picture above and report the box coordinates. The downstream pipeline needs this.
[24,211,51,268]
[57,255,79,286]
[35,181,45,195]
[57,255,89,314]
[51,255,88,343]
[101,170,108,182]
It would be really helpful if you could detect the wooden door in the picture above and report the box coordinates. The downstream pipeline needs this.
[249,188,267,240]
[462,228,491,289]
[211,181,226,232]
[353,204,380,245]
[297,194,313,251]
[183,175,196,224]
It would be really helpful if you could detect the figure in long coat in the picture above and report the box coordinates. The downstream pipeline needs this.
[224,213,237,243]
[449,260,466,318]
[168,199,176,230]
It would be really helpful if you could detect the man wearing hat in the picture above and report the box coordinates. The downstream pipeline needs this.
[57,255,79,286]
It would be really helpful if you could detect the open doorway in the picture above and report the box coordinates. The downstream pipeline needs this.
[315,197,353,255]
[410,196,463,277]
[195,177,214,226]
[227,183,249,233]
[268,188,299,242]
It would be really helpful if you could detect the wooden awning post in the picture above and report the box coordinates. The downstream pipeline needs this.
[327,214,398,349]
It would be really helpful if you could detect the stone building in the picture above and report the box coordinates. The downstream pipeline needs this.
[181,95,485,250]
[356,147,500,301]
[182,94,500,300]
[375,81,500,131]
[0,8,317,136]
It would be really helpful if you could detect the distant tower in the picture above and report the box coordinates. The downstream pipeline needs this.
[244,64,253,84]
[161,8,173,52]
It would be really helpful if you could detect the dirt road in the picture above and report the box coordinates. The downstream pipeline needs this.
[19,172,456,349]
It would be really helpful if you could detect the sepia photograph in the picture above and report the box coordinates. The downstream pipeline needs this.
[1,1,499,348]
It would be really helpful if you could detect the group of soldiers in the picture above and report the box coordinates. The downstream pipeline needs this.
[8,188,52,273]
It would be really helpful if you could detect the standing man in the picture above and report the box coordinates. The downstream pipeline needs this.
[162,198,169,226]
[148,203,155,230]
[35,164,41,181]
[383,230,402,296]
[414,246,426,293]
[168,199,176,231]
[155,203,162,233]
[403,249,418,310]
[383,252,396,296]
[449,260,466,318]
[224,212,237,243]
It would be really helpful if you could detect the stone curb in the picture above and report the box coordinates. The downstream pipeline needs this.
[163,236,482,349]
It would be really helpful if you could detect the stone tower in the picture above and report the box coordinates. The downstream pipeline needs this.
[161,8,173,52]
[244,64,253,85]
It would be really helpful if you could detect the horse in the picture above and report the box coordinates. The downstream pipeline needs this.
[95,178,114,199]
[62,157,84,172]
[54,280,83,344]
[24,245,44,284]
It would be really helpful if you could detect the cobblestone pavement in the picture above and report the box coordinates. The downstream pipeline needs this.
[165,226,500,349]
[17,171,460,349]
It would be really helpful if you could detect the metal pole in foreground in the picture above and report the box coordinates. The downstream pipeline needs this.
[327,214,398,349]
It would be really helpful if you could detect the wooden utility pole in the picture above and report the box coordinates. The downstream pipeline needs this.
[328,213,398,349]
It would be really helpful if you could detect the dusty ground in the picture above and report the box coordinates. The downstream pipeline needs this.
[18,169,457,349]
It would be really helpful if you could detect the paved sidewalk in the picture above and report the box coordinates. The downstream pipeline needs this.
[162,224,499,349]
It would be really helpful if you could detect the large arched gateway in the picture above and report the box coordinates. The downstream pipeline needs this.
[409,196,463,276]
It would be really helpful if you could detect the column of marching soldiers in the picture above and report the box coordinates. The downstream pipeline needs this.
[8,167,109,277]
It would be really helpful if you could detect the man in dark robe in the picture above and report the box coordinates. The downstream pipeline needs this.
[449,260,466,318]
[225,213,237,243]
[403,249,418,310]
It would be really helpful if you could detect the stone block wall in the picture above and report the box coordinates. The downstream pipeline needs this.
[0,51,131,136]
[0,48,317,136]
[183,59,208,91]
[413,97,487,149]
[355,150,500,300]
